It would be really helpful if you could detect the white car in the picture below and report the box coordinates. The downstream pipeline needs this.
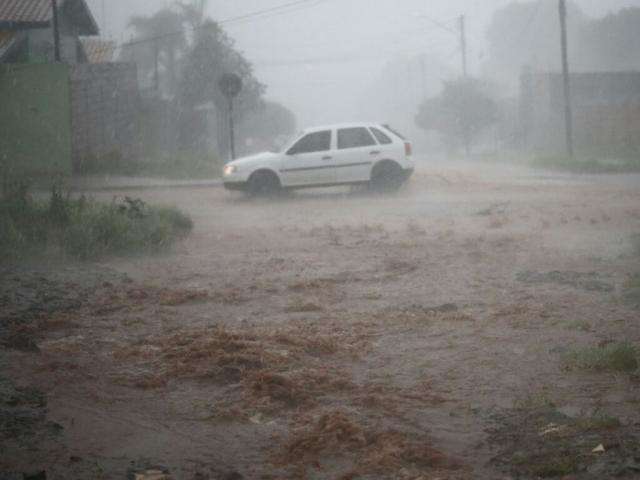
[223,123,414,195]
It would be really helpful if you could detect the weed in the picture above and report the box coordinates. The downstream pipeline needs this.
[563,319,592,332]
[575,414,621,431]
[531,455,579,478]
[632,234,640,257]
[1,187,192,262]
[564,342,638,373]
[284,299,324,313]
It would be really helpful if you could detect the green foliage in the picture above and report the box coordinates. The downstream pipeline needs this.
[531,455,579,478]
[575,414,621,431]
[623,272,640,309]
[0,187,192,262]
[415,77,499,152]
[486,2,640,78]
[564,342,639,373]
[632,235,640,258]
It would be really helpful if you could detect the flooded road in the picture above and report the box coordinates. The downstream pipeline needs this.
[3,160,640,479]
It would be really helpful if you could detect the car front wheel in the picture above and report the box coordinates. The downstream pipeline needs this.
[247,170,281,197]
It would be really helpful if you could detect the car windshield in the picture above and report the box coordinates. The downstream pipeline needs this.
[273,132,303,153]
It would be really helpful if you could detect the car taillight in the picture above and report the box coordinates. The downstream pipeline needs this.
[404,142,412,157]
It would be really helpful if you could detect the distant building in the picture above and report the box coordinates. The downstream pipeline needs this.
[520,70,640,153]
[0,0,99,64]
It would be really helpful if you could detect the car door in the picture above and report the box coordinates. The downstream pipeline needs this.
[333,127,379,183]
[279,130,335,187]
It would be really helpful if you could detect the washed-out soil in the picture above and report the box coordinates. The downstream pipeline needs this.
[1,162,640,479]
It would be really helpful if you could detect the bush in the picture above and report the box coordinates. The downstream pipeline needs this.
[564,342,638,373]
[0,187,193,262]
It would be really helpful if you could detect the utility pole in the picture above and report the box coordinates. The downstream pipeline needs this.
[51,0,61,62]
[153,39,160,92]
[559,0,574,157]
[459,15,467,77]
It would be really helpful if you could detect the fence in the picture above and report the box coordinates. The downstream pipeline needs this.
[0,63,72,179]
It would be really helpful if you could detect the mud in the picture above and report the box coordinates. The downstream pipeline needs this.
[1,161,640,479]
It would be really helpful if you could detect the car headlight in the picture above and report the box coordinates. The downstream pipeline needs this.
[224,165,237,176]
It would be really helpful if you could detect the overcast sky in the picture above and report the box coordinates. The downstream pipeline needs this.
[89,0,640,126]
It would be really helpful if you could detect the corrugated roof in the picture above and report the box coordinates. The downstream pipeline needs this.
[0,0,51,26]
[80,37,115,63]
[0,0,99,35]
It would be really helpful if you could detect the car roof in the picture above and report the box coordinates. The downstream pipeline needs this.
[301,122,385,133]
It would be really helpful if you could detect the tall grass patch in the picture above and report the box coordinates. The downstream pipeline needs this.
[564,342,638,373]
[1,185,192,262]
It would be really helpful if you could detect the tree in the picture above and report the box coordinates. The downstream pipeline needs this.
[576,8,640,71]
[120,8,187,94]
[179,20,266,155]
[415,78,498,154]
[484,0,587,86]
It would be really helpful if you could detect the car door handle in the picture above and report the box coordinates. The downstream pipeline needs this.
[370,150,381,155]
[322,156,332,161]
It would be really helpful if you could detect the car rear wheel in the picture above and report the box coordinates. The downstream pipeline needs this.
[370,161,404,193]
[247,170,281,197]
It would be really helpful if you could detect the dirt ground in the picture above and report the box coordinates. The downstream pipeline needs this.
[2,160,640,479]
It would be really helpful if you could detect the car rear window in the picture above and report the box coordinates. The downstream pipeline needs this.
[382,124,406,140]
[370,127,393,145]
[338,127,376,149]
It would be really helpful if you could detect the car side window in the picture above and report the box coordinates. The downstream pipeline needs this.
[287,131,331,155]
[370,127,393,145]
[338,127,376,150]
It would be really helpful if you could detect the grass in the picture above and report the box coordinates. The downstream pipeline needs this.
[564,342,639,373]
[76,150,222,179]
[531,455,579,478]
[575,414,621,431]
[632,234,640,257]
[623,273,640,308]
[0,184,192,262]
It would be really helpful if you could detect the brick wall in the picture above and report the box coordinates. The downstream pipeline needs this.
[70,63,139,169]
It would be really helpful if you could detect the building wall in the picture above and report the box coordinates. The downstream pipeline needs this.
[0,63,72,179]
[520,71,640,154]
[70,63,140,169]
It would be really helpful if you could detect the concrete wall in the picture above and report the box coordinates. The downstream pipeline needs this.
[70,63,140,169]
[0,63,72,179]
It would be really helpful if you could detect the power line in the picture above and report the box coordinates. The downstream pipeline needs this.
[120,0,329,49]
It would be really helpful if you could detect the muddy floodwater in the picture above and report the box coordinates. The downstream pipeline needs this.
[2,160,640,479]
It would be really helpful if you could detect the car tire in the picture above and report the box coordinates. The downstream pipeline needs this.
[247,170,281,197]
[370,161,404,193]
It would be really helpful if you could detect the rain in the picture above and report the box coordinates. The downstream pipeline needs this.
[1,0,640,479]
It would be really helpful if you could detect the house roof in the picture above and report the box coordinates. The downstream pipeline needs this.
[80,37,115,63]
[0,0,99,35]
